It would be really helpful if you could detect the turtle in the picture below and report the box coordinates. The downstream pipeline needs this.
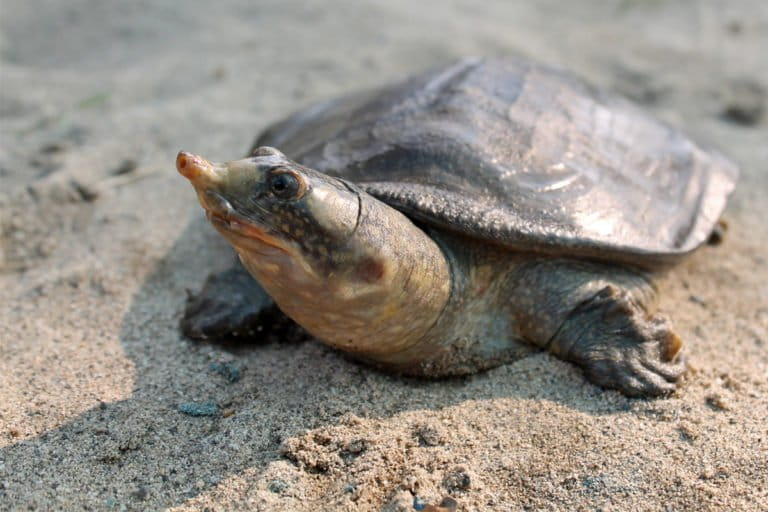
[176,56,738,397]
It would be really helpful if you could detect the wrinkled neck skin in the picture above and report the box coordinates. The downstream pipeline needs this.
[233,193,452,362]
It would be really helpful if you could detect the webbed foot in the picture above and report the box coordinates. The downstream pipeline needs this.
[551,285,686,397]
[181,262,303,343]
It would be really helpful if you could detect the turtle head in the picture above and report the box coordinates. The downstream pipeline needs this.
[176,146,360,271]
[177,146,450,361]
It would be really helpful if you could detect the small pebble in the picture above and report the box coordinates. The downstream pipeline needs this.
[443,468,472,492]
[268,479,289,493]
[209,362,241,383]
[178,401,220,417]
[678,421,699,442]
[415,424,443,447]
[689,295,707,306]
[345,439,367,454]
[706,393,730,411]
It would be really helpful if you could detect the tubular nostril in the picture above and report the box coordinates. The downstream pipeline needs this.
[176,151,192,172]
[176,151,219,184]
[177,151,205,181]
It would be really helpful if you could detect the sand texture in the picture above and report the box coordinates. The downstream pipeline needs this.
[1,1,767,510]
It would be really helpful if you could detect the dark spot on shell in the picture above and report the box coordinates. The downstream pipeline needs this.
[356,258,386,283]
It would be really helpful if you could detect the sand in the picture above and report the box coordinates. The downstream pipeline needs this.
[1,1,766,510]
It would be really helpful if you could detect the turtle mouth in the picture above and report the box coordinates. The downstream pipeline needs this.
[202,191,287,253]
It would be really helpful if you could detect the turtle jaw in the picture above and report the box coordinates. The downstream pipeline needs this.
[204,192,288,255]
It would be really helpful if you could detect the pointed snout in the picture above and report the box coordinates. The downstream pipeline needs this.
[176,151,222,185]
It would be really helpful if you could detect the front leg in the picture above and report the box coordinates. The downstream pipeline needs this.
[511,260,686,397]
[181,257,304,343]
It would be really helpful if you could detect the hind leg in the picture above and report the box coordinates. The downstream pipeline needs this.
[181,258,304,343]
[511,260,686,397]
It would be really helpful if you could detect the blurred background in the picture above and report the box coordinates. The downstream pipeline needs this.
[1,0,763,187]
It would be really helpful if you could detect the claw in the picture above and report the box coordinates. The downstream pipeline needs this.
[663,331,684,360]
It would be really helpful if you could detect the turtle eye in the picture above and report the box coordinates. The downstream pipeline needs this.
[268,169,304,200]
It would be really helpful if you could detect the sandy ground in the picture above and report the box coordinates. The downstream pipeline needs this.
[1,1,767,510]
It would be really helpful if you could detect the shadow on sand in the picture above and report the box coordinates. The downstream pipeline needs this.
[0,216,635,509]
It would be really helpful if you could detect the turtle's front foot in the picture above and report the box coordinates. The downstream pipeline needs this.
[181,262,301,342]
[551,286,687,397]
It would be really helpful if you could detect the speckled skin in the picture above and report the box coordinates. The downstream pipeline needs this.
[180,194,682,397]
[353,229,684,397]
[178,57,737,397]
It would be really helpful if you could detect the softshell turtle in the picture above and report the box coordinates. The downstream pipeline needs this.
[176,57,738,397]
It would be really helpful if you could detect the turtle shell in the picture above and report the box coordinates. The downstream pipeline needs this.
[252,57,738,267]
